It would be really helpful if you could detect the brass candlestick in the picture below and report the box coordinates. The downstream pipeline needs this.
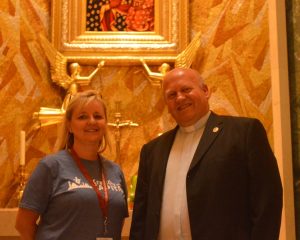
[17,165,26,201]
[6,165,27,207]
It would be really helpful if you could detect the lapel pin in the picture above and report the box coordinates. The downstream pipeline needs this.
[212,127,219,133]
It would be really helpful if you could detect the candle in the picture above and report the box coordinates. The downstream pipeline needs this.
[20,130,25,166]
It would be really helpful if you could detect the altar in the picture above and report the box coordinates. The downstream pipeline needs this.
[0,208,132,239]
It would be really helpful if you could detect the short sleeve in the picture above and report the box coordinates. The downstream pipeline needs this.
[19,159,55,215]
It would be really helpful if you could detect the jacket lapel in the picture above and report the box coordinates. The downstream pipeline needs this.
[155,127,178,197]
[189,112,223,171]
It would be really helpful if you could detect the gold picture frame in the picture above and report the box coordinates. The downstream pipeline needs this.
[51,0,189,65]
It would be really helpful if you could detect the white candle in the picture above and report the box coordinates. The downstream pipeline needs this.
[20,130,25,166]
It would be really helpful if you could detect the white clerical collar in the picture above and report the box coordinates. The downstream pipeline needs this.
[179,111,211,133]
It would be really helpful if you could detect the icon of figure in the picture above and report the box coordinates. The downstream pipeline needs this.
[99,0,131,31]
[141,31,203,87]
[126,0,154,31]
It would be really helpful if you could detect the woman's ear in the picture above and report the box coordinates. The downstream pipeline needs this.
[67,122,72,133]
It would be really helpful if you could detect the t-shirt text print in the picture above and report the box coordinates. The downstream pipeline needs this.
[68,177,124,193]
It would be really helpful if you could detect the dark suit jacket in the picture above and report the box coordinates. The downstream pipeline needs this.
[130,112,282,240]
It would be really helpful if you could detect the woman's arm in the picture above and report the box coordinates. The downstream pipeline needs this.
[15,208,39,240]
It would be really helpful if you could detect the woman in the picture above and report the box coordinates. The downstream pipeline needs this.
[15,90,128,240]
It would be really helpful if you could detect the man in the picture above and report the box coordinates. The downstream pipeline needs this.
[130,68,283,240]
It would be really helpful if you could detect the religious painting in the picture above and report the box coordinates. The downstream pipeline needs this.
[51,0,188,64]
[86,0,154,32]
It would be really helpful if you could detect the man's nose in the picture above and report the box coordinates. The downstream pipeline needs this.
[176,92,185,101]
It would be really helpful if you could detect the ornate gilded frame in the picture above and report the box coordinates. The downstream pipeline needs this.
[51,0,189,64]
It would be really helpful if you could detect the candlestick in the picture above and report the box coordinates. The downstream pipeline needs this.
[20,130,25,166]
[17,165,26,201]
[5,163,27,207]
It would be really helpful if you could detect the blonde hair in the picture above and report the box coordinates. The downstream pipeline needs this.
[55,90,111,153]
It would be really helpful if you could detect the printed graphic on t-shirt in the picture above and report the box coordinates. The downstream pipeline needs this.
[67,177,124,193]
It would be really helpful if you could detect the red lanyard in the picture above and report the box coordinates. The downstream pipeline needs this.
[70,148,109,234]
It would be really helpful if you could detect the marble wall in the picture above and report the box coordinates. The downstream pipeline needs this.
[0,0,274,208]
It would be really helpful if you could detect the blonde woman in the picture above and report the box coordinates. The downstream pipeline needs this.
[16,90,128,240]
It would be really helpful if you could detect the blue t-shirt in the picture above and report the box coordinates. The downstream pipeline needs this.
[20,150,128,240]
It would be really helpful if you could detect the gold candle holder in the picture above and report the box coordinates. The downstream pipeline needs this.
[17,165,26,201]
[6,165,27,207]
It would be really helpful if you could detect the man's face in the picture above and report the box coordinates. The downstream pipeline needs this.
[163,68,210,127]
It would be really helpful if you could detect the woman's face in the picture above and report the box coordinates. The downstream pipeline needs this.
[68,99,107,147]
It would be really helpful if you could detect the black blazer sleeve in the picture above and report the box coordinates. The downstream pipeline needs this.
[247,119,283,240]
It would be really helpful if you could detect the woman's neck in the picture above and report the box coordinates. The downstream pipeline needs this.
[72,142,99,161]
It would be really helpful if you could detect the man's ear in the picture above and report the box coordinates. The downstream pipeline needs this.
[202,84,211,99]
